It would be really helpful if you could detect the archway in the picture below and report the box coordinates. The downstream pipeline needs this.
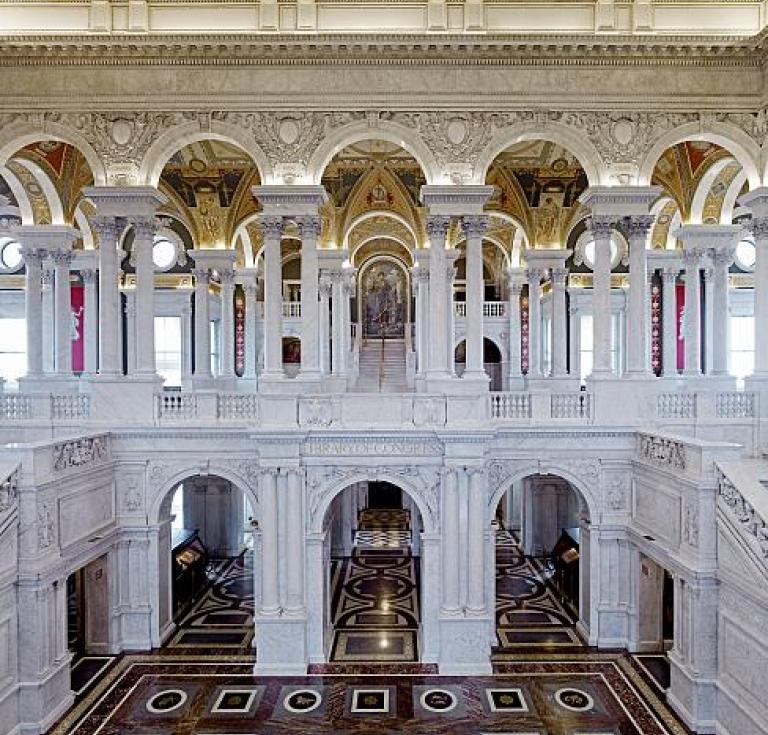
[314,479,428,664]
[454,337,503,390]
[491,473,591,653]
[154,473,257,651]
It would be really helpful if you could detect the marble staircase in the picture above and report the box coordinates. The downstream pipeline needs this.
[355,339,409,393]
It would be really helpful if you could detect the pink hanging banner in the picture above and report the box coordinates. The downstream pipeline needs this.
[71,284,84,373]
[676,282,685,372]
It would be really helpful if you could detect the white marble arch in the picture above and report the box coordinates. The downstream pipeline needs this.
[473,123,605,187]
[0,164,33,223]
[344,209,419,252]
[148,464,259,646]
[689,156,737,225]
[11,156,65,225]
[486,460,599,642]
[0,123,107,186]
[306,120,441,185]
[306,470,440,665]
[637,122,761,190]
[142,122,273,188]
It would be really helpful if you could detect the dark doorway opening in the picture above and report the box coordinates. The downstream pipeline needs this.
[367,481,402,508]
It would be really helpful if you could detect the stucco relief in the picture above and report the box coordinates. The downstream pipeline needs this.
[36,500,56,549]
[52,434,109,472]
[603,475,628,511]
[2,108,765,188]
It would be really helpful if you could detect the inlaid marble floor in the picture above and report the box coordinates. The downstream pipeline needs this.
[166,553,255,652]
[495,530,585,654]
[49,654,691,735]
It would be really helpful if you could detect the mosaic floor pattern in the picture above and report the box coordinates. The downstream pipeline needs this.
[166,553,254,651]
[495,530,585,655]
[330,551,420,663]
[50,654,690,735]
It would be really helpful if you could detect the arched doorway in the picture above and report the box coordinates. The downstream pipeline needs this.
[455,337,503,389]
[312,479,429,664]
[154,473,257,650]
[492,473,591,652]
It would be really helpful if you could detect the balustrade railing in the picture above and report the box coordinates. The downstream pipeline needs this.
[717,466,768,559]
[490,392,531,419]
[51,394,90,420]
[657,392,697,419]
[716,391,756,418]
[157,393,197,419]
[551,392,591,419]
[282,302,301,318]
[0,394,32,420]
[217,393,259,421]
[454,301,507,318]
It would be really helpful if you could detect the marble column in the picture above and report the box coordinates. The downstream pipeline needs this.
[330,268,347,378]
[192,265,212,379]
[711,248,734,376]
[243,279,259,380]
[124,291,136,374]
[525,267,543,379]
[130,216,158,376]
[41,266,54,373]
[466,467,486,613]
[180,299,192,383]
[219,267,236,378]
[625,215,655,376]
[682,248,703,377]
[551,267,569,378]
[285,468,305,614]
[446,250,458,375]
[261,216,284,379]
[412,263,430,377]
[21,246,45,378]
[91,216,122,376]
[318,273,331,376]
[259,469,280,614]
[506,268,524,388]
[703,266,714,374]
[426,216,451,379]
[51,249,73,376]
[298,216,321,379]
[442,469,460,612]
[81,268,98,374]
[589,216,614,377]
[462,215,488,380]
[662,266,679,378]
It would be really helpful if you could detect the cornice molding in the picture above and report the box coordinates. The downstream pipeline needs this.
[0,31,766,68]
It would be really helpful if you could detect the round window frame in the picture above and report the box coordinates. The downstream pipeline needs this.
[573,229,627,271]
[734,237,756,272]
[0,236,24,273]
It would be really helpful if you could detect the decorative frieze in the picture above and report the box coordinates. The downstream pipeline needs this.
[52,434,109,472]
[637,433,686,471]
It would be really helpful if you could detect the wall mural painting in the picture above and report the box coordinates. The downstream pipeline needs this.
[361,260,407,339]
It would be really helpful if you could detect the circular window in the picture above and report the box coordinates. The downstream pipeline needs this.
[0,237,23,271]
[734,238,756,271]
[583,237,619,270]
[152,236,177,270]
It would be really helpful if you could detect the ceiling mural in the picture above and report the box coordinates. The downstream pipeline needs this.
[486,140,588,249]
[0,176,19,209]
[651,141,732,222]
[159,139,261,249]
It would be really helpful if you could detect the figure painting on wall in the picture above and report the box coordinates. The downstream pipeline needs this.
[362,260,406,338]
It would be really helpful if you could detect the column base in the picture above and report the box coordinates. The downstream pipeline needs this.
[253,616,308,675]
[18,374,80,393]
[189,373,217,391]
[295,371,324,390]
[459,370,490,387]
[235,376,259,392]
[507,375,525,391]
[437,616,492,675]
[85,373,162,423]
[526,376,580,392]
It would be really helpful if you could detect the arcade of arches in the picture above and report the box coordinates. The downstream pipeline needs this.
[3,14,768,735]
